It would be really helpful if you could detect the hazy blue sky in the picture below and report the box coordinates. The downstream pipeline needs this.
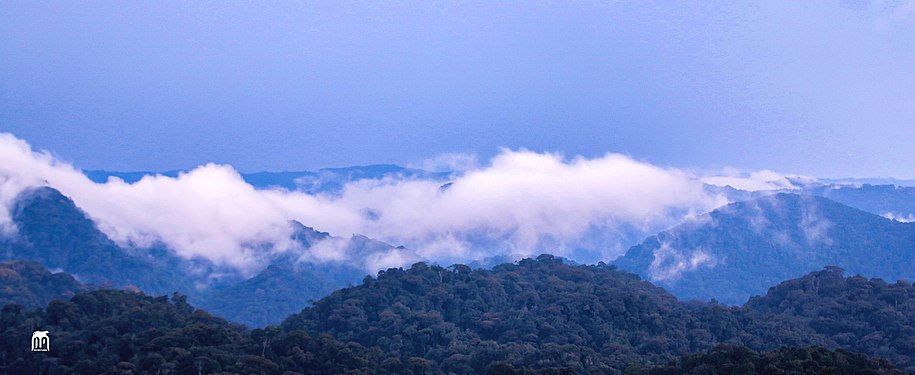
[2,1,913,177]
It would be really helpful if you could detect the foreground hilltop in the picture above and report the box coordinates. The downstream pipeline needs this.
[2,256,914,373]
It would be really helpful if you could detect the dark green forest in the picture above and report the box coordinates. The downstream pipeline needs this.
[646,345,904,375]
[0,260,88,308]
[2,256,913,374]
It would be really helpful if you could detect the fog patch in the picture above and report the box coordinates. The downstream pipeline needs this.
[648,242,719,282]
[883,212,915,223]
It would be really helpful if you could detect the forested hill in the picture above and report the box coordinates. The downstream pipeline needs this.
[283,255,701,371]
[0,260,89,308]
[3,256,914,373]
[614,193,915,304]
[743,267,915,368]
[0,187,193,295]
[282,255,915,373]
[647,345,905,375]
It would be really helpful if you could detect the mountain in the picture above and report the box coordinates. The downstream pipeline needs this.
[0,187,402,327]
[820,178,915,187]
[0,260,89,308]
[83,169,183,184]
[0,187,194,295]
[194,221,404,327]
[806,184,915,222]
[200,259,368,327]
[613,193,915,304]
[704,178,915,223]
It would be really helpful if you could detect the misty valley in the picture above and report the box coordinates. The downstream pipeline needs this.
[1,148,915,374]
[4,2,915,373]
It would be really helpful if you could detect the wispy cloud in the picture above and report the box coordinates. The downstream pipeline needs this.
[648,242,718,282]
[883,212,915,223]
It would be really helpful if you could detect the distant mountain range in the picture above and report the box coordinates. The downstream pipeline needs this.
[614,193,915,304]
[705,181,915,221]
[85,164,451,194]
[819,177,915,187]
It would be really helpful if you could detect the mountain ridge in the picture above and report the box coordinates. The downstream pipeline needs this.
[613,193,915,304]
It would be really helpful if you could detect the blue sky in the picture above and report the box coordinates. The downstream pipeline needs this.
[2,1,913,177]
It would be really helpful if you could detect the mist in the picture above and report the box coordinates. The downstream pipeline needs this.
[1,133,750,272]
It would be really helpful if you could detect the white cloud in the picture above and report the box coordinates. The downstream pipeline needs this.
[799,197,834,246]
[701,169,808,191]
[883,212,915,223]
[0,133,725,273]
[647,242,718,282]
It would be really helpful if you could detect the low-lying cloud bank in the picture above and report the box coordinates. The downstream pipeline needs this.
[0,133,774,272]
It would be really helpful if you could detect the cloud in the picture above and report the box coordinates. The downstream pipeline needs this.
[647,242,718,282]
[1,133,727,273]
[0,133,356,271]
[701,169,810,192]
[799,197,834,246]
[883,212,915,223]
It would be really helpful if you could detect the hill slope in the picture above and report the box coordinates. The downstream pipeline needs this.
[613,193,915,304]
[0,187,193,295]
[282,255,725,372]
[0,260,89,308]
[742,267,915,369]
[648,345,905,375]
[201,260,368,327]
[0,187,397,327]
[282,256,915,372]
[2,257,914,373]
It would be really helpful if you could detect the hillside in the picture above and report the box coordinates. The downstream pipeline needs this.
[742,267,915,369]
[0,187,193,295]
[613,193,915,304]
[283,255,713,372]
[281,256,915,372]
[2,257,914,373]
[0,260,89,308]
[647,345,905,375]
[201,260,368,327]
[0,289,381,374]
[0,187,397,327]
[807,184,915,221]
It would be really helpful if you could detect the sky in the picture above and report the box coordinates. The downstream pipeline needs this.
[1,1,914,178]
